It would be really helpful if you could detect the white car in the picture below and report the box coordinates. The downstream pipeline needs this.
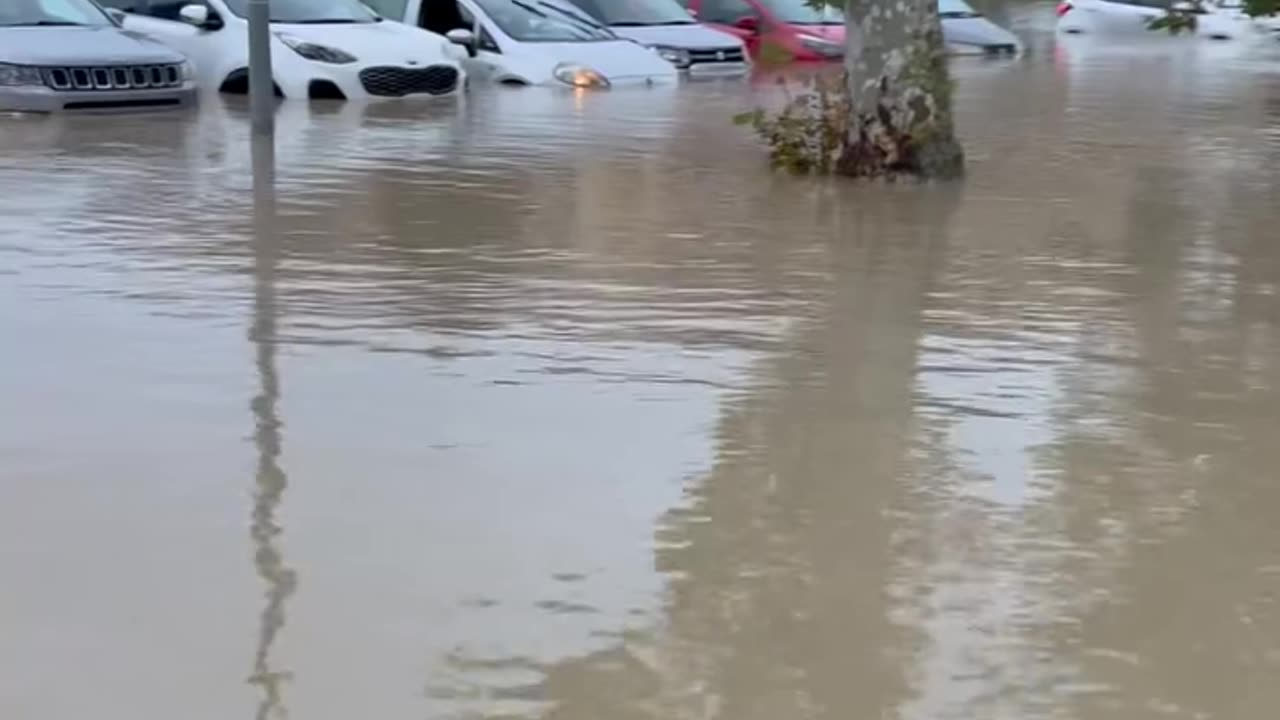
[366,0,679,87]
[100,0,466,100]
[1057,0,1280,39]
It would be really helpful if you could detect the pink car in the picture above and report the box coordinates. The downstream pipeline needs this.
[681,0,845,63]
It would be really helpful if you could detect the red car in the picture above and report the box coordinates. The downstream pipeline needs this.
[680,0,845,63]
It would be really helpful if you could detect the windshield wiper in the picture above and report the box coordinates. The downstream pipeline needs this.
[289,18,361,24]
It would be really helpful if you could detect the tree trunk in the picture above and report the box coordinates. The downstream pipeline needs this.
[839,0,964,179]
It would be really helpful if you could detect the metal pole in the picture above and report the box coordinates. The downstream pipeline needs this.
[248,0,274,135]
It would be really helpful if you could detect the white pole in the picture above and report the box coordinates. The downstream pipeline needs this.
[248,0,273,135]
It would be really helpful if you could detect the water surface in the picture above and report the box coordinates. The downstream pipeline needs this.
[3,11,1280,720]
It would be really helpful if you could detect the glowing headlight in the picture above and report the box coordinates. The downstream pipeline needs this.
[276,33,357,64]
[553,63,610,89]
[0,63,44,87]
[650,45,692,69]
[798,35,843,58]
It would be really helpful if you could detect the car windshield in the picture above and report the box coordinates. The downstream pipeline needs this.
[568,0,695,26]
[759,0,842,24]
[223,0,379,23]
[475,0,615,41]
[938,0,981,18]
[0,0,113,27]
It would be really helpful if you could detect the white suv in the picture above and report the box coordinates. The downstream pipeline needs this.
[1058,0,1280,39]
[102,0,467,100]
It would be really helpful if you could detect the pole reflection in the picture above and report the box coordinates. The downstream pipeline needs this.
[247,132,295,720]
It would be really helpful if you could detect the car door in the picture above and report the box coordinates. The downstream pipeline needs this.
[456,1,512,81]
[405,0,511,81]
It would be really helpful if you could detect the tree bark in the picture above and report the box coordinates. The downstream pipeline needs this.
[839,0,964,179]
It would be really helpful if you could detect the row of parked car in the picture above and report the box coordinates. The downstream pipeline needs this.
[1,0,1023,112]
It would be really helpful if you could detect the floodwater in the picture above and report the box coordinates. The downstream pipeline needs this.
[3,8,1280,720]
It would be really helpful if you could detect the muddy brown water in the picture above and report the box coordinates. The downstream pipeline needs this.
[3,11,1280,720]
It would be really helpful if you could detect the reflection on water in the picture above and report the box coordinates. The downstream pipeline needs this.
[247,135,296,720]
[3,7,1280,720]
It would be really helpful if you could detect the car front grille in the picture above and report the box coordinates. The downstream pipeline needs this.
[40,64,183,92]
[358,65,459,97]
[688,47,746,65]
[984,44,1018,55]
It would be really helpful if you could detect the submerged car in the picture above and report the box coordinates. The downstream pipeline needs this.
[565,0,749,75]
[371,0,679,87]
[680,0,843,62]
[1057,0,1280,39]
[0,0,195,113]
[681,0,1018,61]
[938,0,1021,55]
[102,0,466,100]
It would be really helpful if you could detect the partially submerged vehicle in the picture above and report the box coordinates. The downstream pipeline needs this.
[0,0,195,113]
[565,0,749,75]
[368,0,679,87]
[104,0,466,100]
[1058,0,1280,40]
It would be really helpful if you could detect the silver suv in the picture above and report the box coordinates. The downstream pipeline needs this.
[1,0,196,112]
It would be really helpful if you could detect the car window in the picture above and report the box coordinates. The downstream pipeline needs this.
[569,0,696,25]
[757,0,841,23]
[223,0,380,22]
[97,0,204,20]
[698,0,755,24]
[937,0,981,18]
[472,0,614,41]
[139,0,189,20]
[363,0,409,19]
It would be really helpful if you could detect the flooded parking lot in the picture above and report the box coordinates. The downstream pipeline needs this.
[4,7,1280,719]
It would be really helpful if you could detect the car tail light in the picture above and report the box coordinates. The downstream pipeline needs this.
[1056,1,1073,16]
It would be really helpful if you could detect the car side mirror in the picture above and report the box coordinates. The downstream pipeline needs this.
[105,7,127,24]
[179,4,211,27]
[446,28,477,57]
[734,15,759,33]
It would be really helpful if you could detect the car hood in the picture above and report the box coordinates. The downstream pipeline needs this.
[532,39,679,81]
[786,23,845,43]
[0,26,185,65]
[942,17,1020,47]
[609,23,743,49]
[272,19,453,62]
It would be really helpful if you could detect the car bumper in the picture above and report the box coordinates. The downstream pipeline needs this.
[685,61,751,78]
[947,42,1021,56]
[0,82,197,113]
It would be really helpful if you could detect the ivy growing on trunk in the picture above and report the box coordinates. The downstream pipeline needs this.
[736,0,964,180]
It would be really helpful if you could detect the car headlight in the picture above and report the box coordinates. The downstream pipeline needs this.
[0,62,44,87]
[650,45,691,69]
[179,60,195,81]
[798,35,843,57]
[553,63,610,89]
[275,33,357,64]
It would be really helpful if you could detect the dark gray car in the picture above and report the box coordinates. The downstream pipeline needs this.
[0,0,196,112]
